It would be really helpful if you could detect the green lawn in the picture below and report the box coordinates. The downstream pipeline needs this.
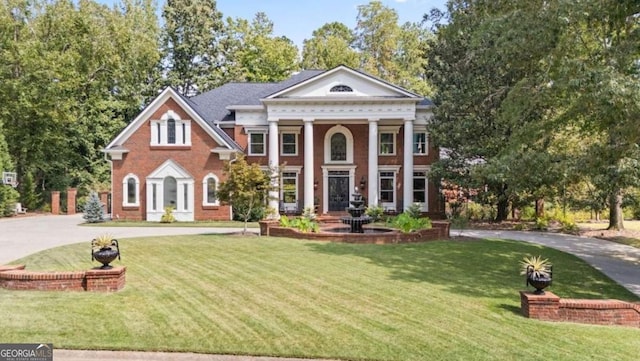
[1,236,638,360]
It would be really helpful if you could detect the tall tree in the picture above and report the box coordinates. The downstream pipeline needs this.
[302,22,358,69]
[354,0,400,79]
[162,0,224,96]
[223,12,299,82]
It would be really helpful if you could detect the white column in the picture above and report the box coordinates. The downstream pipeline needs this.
[268,119,280,217]
[368,118,379,206]
[303,118,315,211]
[403,118,414,211]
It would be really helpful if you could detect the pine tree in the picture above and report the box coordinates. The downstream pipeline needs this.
[83,192,104,223]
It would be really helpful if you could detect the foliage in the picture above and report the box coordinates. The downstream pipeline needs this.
[302,207,317,221]
[1,0,161,202]
[532,217,548,231]
[160,206,176,223]
[365,204,384,222]
[278,214,319,233]
[302,22,359,69]
[161,0,224,95]
[218,155,275,233]
[91,233,115,251]
[388,212,432,233]
[82,191,104,223]
[18,171,40,211]
[520,255,551,279]
[0,185,19,217]
[231,203,265,223]
[406,203,423,219]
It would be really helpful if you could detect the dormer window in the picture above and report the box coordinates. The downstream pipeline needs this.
[330,85,353,93]
[150,110,191,146]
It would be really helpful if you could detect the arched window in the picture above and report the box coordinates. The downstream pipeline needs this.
[167,119,176,144]
[331,133,347,161]
[122,174,139,207]
[202,174,220,206]
[330,85,353,93]
[163,176,177,208]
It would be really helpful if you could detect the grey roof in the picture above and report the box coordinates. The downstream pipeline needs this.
[188,68,433,127]
[173,87,243,150]
[189,70,325,123]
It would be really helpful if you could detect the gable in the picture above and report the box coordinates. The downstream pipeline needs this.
[147,159,193,179]
[104,87,238,153]
[266,66,421,100]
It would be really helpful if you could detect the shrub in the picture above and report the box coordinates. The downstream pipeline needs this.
[365,204,384,222]
[0,185,19,217]
[160,206,175,223]
[533,217,548,231]
[279,215,291,227]
[406,203,422,218]
[82,191,104,223]
[388,212,432,233]
[232,203,265,222]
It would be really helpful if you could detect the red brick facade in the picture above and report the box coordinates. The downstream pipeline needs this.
[0,265,126,292]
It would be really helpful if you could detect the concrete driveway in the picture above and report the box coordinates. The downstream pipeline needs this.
[0,214,252,264]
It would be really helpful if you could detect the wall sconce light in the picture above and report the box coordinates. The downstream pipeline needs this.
[359,175,367,190]
[314,179,319,190]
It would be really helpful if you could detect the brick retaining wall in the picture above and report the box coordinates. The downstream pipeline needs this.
[520,291,640,328]
[0,265,126,292]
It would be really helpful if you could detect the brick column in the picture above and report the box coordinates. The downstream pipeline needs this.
[520,291,560,321]
[51,191,60,215]
[67,188,77,215]
[99,192,109,211]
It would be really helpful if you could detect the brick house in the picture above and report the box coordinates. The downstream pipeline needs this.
[103,65,442,221]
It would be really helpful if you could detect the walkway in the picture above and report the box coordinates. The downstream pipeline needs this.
[459,229,640,297]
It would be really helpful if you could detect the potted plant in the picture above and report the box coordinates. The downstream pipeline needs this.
[91,233,120,269]
[520,255,552,294]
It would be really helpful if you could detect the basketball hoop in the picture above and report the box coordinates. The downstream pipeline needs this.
[2,172,18,188]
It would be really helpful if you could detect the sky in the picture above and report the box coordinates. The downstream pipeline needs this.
[98,0,448,49]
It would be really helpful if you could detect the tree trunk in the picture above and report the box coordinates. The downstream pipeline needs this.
[607,189,624,230]
[535,198,545,218]
[494,184,509,222]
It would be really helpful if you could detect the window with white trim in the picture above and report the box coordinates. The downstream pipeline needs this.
[378,126,400,155]
[150,110,191,146]
[413,171,428,210]
[413,132,428,155]
[122,174,140,207]
[202,174,220,206]
[379,171,395,203]
[331,133,347,161]
[249,133,266,155]
[281,172,298,206]
[281,133,297,155]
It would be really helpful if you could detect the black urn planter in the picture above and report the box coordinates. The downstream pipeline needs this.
[91,239,121,269]
[526,265,553,295]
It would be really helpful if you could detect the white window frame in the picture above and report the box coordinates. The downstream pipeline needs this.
[280,166,302,212]
[413,167,430,212]
[323,125,354,164]
[247,131,267,156]
[413,128,429,155]
[378,165,400,211]
[202,173,220,206]
[279,126,301,156]
[122,173,140,207]
[150,110,191,146]
[379,126,400,156]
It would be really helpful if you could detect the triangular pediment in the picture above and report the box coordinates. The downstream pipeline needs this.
[147,159,193,179]
[265,65,421,100]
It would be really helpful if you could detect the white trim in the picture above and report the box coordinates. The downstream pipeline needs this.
[248,132,266,156]
[412,166,431,212]
[105,87,234,151]
[202,173,220,206]
[378,169,397,212]
[146,160,194,222]
[379,125,400,156]
[279,126,301,156]
[150,110,192,146]
[122,173,140,207]
[281,169,300,212]
[324,125,354,164]
[320,164,357,214]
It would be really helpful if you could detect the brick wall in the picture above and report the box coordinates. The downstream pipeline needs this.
[0,265,126,292]
[520,291,640,328]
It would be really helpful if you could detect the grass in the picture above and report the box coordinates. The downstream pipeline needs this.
[81,220,260,228]
[1,236,639,360]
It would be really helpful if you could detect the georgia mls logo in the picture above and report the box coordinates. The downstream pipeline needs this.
[0,343,53,361]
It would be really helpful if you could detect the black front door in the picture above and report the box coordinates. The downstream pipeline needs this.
[328,172,349,211]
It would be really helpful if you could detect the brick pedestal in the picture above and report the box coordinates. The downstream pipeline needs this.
[520,291,560,321]
[67,188,77,215]
[51,191,60,215]
[86,266,126,292]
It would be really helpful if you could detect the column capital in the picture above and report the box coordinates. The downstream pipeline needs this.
[368,117,380,123]
[267,117,279,123]
[403,117,416,122]
[303,117,314,123]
